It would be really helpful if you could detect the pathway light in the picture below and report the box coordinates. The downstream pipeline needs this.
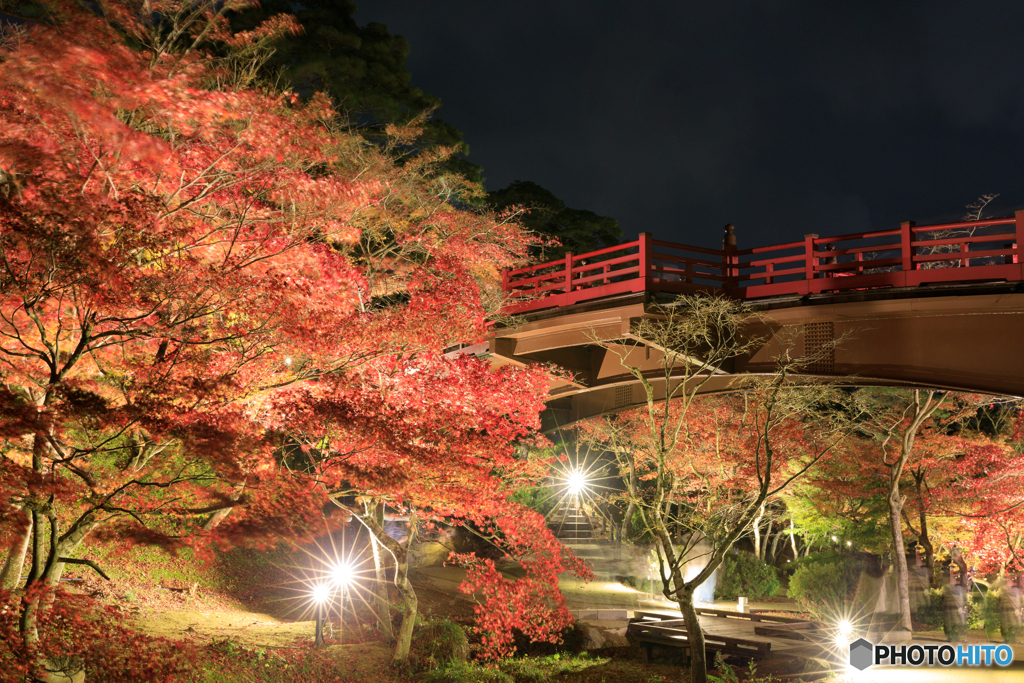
[836,619,853,645]
[567,470,587,495]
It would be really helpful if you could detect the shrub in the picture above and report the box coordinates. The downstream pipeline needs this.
[413,618,469,667]
[715,552,779,601]
[507,487,556,518]
[914,588,945,628]
[788,562,846,619]
[982,590,1003,640]
[510,622,588,657]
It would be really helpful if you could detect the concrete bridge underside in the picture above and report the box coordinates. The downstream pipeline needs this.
[475,284,1024,430]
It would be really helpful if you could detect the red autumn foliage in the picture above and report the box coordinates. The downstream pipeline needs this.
[1,0,569,664]
[0,586,195,683]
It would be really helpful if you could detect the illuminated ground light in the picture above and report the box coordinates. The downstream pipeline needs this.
[331,561,355,589]
[529,436,618,539]
[311,583,331,604]
[265,522,386,646]
[567,470,588,495]
[836,619,853,645]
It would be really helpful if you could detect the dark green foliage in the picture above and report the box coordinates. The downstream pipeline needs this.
[788,552,865,593]
[507,486,556,518]
[709,651,739,683]
[230,0,482,182]
[788,562,846,619]
[413,618,470,667]
[982,590,1003,640]
[916,587,984,641]
[913,588,945,628]
[618,573,664,596]
[626,509,655,544]
[510,622,588,657]
[486,181,622,261]
[714,552,779,601]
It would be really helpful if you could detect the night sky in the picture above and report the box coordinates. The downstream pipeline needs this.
[356,1,1023,251]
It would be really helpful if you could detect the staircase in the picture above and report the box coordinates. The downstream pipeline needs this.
[548,503,595,542]
[548,504,621,582]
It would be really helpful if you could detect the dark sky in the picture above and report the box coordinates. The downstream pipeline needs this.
[356,1,1023,250]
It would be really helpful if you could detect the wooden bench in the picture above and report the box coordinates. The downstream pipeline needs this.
[627,611,773,665]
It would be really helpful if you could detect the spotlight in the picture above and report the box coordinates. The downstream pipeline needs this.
[846,540,852,547]
[836,619,853,645]
[567,470,587,495]
[312,583,331,603]
[831,535,838,542]
[332,562,354,588]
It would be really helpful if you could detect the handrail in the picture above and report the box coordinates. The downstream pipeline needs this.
[501,211,1024,313]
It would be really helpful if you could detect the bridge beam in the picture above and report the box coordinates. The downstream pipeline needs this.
[482,287,1024,429]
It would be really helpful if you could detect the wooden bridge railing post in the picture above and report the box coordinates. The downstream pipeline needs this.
[639,232,652,288]
[1015,209,1024,265]
[900,220,916,271]
[722,224,737,292]
[803,233,818,282]
[564,251,574,294]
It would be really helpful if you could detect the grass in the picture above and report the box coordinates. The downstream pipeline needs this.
[421,651,683,683]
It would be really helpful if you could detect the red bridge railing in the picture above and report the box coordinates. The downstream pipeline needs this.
[502,210,1024,313]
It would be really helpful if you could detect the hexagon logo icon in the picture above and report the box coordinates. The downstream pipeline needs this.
[849,638,874,671]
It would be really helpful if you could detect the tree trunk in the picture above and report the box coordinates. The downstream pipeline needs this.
[913,474,937,588]
[0,507,32,590]
[618,455,637,555]
[886,484,913,632]
[391,517,418,663]
[678,588,708,683]
[369,504,395,643]
[201,479,248,532]
[769,526,784,564]
[618,500,634,554]
[884,390,942,634]
[951,548,970,590]
[361,512,417,663]
[20,511,102,646]
[752,503,765,560]
[789,519,798,560]
[392,558,418,663]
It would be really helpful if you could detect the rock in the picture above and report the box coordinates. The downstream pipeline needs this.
[601,629,631,648]
[583,626,606,650]
[408,541,451,568]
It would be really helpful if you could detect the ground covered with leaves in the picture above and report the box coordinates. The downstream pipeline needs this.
[0,544,818,683]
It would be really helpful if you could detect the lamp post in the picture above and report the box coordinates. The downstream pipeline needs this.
[312,583,330,647]
[332,562,354,644]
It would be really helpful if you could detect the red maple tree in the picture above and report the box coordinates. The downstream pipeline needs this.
[0,1,568,669]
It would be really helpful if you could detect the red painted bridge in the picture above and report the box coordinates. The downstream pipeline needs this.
[502,212,1024,312]
[471,211,1024,428]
